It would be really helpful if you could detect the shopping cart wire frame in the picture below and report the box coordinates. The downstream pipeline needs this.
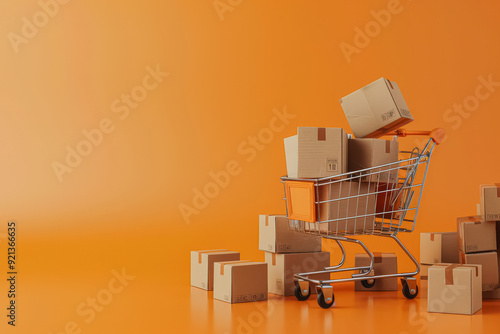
[279,130,443,309]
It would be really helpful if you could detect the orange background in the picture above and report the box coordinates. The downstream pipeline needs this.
[1,0,500,333]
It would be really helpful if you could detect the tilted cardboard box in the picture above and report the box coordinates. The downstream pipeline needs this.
[190,250,240,290]
[427,263,482,315]
[457,216,497,253]
[480,184,500,221]
[348,138,399,183]
[339,77,414,138]
[354,253,398,291]
[420,232,459,264]
[460,251,499,291]
[258,215,322,253]
[284,127,348,179]
[213,261,267,304]
[265,251,330,296]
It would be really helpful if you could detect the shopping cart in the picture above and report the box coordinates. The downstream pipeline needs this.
[280,128,445,309]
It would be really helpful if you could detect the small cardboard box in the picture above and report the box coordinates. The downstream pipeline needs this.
[427,264,482,315]
[258,215,322,253]
[348,138,399,183]
[265,251,330,296]
[460,251,499,291]
[213,261,268,304]
[457,216,497,253]
[190,250,240,290]
[420,232,459,264]
[284,127,348,179]
[339,77,414,138]
[317,180,377,234]
[420,263,432,280]
[354,253,398,291]
[480,184,500,221]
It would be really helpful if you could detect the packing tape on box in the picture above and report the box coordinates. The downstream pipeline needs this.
[265,215,269,227]
[495,183,500,197]
[430,233,434,241]
[271,253,276,266]
[197,250,228,263]
[385,140,391,153]
[317,127,326,141]
[373,252,383,263]
[466,216,482,224]
[434,263,479,285]
[219,260,251,275]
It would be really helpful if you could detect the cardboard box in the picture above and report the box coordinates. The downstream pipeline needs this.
[339,77,414,138]
[317,180,377,234]
[477,203,481,216]
[348,138,399,183]
[457,216,497,253]
[420,232,459,264]
[258,215,322,253]
[284,127,348,179]
[265,251,330,296]
[190,250,240,290]
[420,263,432,280]
[354,253,398,291]
[213,261,267,303]
[480,184,500,221]
[460,251,499,291]
[427,264,482,315]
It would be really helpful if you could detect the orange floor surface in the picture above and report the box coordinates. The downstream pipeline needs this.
[185,280,500,334]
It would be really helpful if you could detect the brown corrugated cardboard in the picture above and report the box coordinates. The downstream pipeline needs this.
[339,77,414,138]
[420,264,432,280]
[258,215,322,253]
[457,216,497,253]
[317,181,376,234]
[459,251,499,291]
[348,138,399,183]
[480,184,500,221]
[354,253,398,291]
[427,263,482,315]
[284,127,348,179]
[190,250,240,291]
[420,232,459,264]
[213,261,268,303]
[265,251,330,296]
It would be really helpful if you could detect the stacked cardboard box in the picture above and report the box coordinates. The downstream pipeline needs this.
[478,184,500,298]
[457,216,498,292]
[419,232,459,280]
[259,214,330,296]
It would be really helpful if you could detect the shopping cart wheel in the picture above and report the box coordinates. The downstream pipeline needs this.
[360,279,376,289]
[294,281,311,301]
[401,278,418,299]
[316,286,334,309]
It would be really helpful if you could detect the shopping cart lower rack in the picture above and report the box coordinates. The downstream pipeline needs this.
[281,129,444,309]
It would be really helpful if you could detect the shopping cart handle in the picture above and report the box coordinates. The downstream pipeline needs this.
[387,128,446,145]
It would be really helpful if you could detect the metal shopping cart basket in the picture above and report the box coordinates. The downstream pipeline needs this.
[280,128,445,309]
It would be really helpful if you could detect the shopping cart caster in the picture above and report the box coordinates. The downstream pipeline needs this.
[294,280,311,301]
[316,285,334,309]
[360,278,376,289]
[401,278,418,299]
